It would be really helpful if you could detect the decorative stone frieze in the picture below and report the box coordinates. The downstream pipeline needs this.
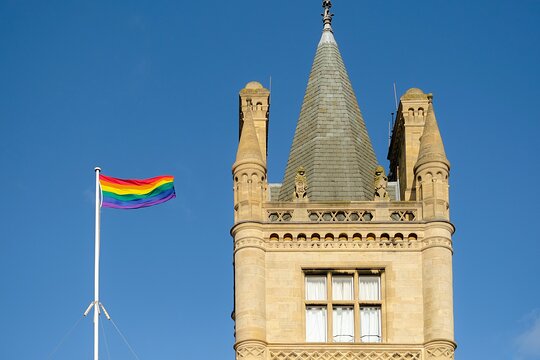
[265,238,422,251]
[268,210,294,222]
[233,229,451,252]
[265,203,421,223]
[234,238,265,252]
[308,210,374,222]
[425,341,455,359]
[422,237,453,251]
[390,210,417,221]
[270,350,421,360]
[237,343,266,360]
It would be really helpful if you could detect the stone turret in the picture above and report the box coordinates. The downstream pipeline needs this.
[233,82,268,223]
[414,97,450,220]
[232,83,270,360]
[388,88,431,201]
[239,81,270,162]
[413,97,455,358]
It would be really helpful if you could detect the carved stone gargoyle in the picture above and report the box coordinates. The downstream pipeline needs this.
[293,166,308,201]
[374,165,390,201]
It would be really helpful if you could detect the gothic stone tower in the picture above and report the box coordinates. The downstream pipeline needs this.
[231,2,455,360]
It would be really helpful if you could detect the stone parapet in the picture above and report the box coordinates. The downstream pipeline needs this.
[264,201,423,223]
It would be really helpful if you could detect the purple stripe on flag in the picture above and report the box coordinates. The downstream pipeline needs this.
[102,189,176,209]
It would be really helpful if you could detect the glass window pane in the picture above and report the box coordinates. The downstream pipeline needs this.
[360,306,381,343]
[306,306,327,342]
[333,306,354,342]
[332,275,353,300]
[306,275,327,300]
[359,276,380,301]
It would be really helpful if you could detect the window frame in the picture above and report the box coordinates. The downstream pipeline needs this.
[304,269,384,343]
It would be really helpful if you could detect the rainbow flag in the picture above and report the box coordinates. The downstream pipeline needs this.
[99,174,176,209]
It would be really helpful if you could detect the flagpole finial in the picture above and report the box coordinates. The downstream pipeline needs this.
[322,0,333,31]
[95,167,101,172]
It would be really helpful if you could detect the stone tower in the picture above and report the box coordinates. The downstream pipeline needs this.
[231,2,455,360]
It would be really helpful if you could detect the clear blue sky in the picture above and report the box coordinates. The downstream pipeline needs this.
[1,1,539,359]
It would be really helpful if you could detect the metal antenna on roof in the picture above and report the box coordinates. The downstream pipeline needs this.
[389,112,394,147]
[393,82,398,111]
[269,76,272,104]
[389,82,399,148]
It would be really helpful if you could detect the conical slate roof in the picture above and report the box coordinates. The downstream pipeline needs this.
[278,24,377,201]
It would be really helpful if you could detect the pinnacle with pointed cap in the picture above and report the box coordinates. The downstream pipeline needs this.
[415,96,450,170]
[235,113,264,167]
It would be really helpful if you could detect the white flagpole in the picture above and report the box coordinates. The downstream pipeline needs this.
[94,167,102,360]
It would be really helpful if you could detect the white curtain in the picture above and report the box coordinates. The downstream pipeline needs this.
[333,306,354,342]
[306,306,327,342]
[332,276,353,300]
[305,275,326,300]
[360,307,381,342]
[359,276,380,300]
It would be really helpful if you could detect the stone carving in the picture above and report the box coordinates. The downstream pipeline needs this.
[264,238,421,251]
[234,238,265,252]
[270,350,421,360]
[266,240,422,251]
[264,207,420,223]
[268,211,294,222]
[422,237,453,251]
[390,210,416,221]
[237,344,266,360]
[374,165,390,201]
[259,232,422,252]
[308,210,373,222]
[294,167,308,200]
[426,345,455,359]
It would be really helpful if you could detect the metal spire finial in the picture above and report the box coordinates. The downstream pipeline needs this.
[322,0,333,31]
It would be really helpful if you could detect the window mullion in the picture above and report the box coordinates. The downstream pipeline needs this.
[327,272,332,342]
[353,271,360,342]
[380,271,385,342]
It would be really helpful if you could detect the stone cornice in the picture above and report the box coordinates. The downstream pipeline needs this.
[230,221,264,237]
[424,220,456,235]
